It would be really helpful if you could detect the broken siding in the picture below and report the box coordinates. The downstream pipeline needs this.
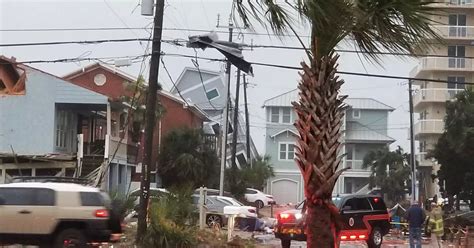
[0,70,56,155]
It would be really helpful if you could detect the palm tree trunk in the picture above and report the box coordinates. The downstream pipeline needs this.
[293,53,347,247]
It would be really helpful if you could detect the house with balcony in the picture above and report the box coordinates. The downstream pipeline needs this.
[63,63,209,190]
[409,0,473,198]
[0,56,132,194]
[171,67,259,167]
[262,90,395,205]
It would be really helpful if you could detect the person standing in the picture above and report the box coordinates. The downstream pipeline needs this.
[428,202,444,248]
[406,201,426,248]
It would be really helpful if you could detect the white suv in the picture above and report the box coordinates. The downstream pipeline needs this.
[0,182,120,247]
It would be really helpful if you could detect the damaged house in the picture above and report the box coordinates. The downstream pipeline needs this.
[0,56,133,194]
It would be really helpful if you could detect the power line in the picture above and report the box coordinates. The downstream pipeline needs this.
[160,57,190,106]
[4,52,474,86]
[0,27,310,38]
[0,36,468,61]
[191,48,220,110]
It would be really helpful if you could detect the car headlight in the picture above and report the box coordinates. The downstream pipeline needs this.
[295,213,303,219]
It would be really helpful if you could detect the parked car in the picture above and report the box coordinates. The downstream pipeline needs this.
[0,182,121,247]
[274,194,391,248]
[194,188,233,197]
[130,187,169,210]
[192,195,257,227]
[244,188,275,208]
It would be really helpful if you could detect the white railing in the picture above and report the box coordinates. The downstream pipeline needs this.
[415,120,444,136]
[432,0,474,7]
[411,57,474,75]
[414,88,465,107]
[433,25,474,39]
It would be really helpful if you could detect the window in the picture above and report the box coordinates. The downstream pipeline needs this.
[448,76,466,98]
[35,189,55,206]
[80,192,105,206]
[282,108,291,123]
[420,110,428,120]
[0,188,34,205]
[206,88,219,100]
[342,197,372,211]
[449,14,467,37]
[236,153,247,167]
[420,141,427,153]
[271,108,279,123]
[245,189,257,194]
[352,109,361,119]
[56,110,67,148]
[279,143,295,160]
[448,46,466,68]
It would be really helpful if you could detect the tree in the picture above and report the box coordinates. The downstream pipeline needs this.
[362,146,411,205]
[234,1,438,246]
[432,89,474,210]
[157,128,220,188]
[225,155,275,198]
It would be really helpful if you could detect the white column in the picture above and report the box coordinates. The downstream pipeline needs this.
[105,103,112,159]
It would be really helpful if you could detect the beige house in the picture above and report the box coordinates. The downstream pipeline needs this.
[410,0,473,198]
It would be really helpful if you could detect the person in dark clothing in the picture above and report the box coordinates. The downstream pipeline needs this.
[406,201,426,248]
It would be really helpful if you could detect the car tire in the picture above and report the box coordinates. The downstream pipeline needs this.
[54,228,87,248]
[367,227,383,248]
[206,214,223,228]
[281,239,291,248]
[255,200,264,209]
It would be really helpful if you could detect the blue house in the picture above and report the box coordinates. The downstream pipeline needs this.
[0,56,133,194]
[263,90,395,204]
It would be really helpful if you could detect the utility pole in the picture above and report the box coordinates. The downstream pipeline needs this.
[243,74,251,164]
[231,70,241,167]
[137,0,164,243]
[408,79,417,202]
[218,17,234,196]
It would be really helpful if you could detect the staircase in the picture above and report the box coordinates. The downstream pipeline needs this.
[80,155,104,178]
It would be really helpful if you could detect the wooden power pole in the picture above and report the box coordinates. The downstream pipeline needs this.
[137,0,164,243]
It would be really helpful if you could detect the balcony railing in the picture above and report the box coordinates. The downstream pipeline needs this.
[432,0,474,8]
[411,57,474,76]
[414,88,465,108]
[433,25,474,39]
[415,120,444,137]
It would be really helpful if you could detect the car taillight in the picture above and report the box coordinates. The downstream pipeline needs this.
[280,213,290,219]
[248,209,256,213]
[266,195,274,199]
[95,209,109,218]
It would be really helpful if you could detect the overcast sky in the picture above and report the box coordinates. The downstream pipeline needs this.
[0,0,418,154]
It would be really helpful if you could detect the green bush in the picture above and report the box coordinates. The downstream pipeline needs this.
[143,185,197,247]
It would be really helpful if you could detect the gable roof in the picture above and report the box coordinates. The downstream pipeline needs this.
[63,63,209,121]
[62,62,136,82]
[270,129,299,138]
[172,67,223,94]
[262,89,394,111]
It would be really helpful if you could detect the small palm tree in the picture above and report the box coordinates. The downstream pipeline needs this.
[235,1,439,246]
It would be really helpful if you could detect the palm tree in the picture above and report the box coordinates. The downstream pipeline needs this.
[235,1,439,246]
